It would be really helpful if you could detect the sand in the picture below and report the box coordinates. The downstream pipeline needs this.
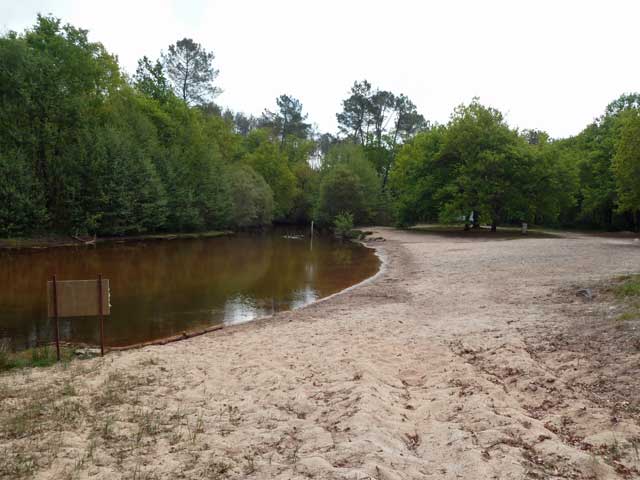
[2,228,640,479]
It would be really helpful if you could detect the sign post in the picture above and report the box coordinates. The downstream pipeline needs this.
[47,275,111,360]
[52,275,61,361]
[98,274,105,357]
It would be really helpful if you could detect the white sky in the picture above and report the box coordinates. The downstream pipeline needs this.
[2,0,639,139]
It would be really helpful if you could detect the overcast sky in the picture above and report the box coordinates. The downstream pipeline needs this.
[2,0,639,138]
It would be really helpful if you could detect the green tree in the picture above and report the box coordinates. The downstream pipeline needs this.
[316,166,368,226]
[316,143,381,225]
[228,165,274,228]
[134,56,170,102]
[565,93,640,229]
[90,126,168,235]
[337,80,425,192]
[612,110,640,229]
[260,95,311,145]
[390,101,559,231]
[389,126,448,226]
[162,38,219,105]
[244,129,297,220]
[0,15,121,229]
[336,80,373,144]
[0,150,48,236]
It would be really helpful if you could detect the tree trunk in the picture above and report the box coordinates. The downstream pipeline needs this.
[491,221,497,232]
[472,210,480,229]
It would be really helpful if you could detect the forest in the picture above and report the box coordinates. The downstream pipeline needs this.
[1,15,640,237]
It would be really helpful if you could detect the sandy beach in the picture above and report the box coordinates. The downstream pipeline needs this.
[2,228,640,479]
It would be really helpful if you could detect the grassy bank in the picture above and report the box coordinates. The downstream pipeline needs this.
[0,345,74,373]
[0,230,234,250]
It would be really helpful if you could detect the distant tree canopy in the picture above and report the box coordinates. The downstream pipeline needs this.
[1,15,640,238]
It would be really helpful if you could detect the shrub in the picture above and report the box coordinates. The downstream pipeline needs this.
[333,212,355,239]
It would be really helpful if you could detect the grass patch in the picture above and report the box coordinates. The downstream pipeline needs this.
[609,275,640,322]
[0,344,74,373]
[613,275,640,299]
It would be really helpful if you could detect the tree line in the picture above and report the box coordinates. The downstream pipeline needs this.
[391,96,640,231]
[1,16,639,237]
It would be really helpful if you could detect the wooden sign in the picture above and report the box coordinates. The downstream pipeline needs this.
[47,279,110,318]
[47,275,110,360]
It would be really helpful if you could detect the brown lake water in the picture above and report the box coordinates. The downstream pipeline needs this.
[0,230,380,350]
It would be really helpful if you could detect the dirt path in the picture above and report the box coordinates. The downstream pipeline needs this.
[2,228,640,479]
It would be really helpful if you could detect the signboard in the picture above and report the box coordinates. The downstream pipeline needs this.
[47,279,110,318]
[47,276,110,360]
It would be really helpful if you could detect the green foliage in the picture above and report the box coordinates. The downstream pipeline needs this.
[316,143,383,226]
[333,212,355,238]
[612,110,640,219]
[134,56,170,102]
[390,126,448,226]
[289,162,319,224]
[260,94,311,143]
[0,17,266,238]
[3,15,640,239]
[244,129,297,220]
[558,93,640,230]
[0,150,48,236]
[440,102,524,226]
[316,166,367,226]
[336,80,426,191]
[390,100,580,229]
[228,165,274,228]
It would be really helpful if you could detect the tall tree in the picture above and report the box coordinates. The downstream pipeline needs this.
[336,80,373,144]
[260,94,310,144]
[0,14,121,229]
[337,80,425,190]
[162,38,219,105]
[233,112,257,136]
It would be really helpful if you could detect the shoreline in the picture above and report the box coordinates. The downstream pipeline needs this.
[1,235,383,358]
[109,237,387,352]
[0,230,235,251]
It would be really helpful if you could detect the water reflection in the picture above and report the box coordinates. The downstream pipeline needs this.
[0,230,379,349]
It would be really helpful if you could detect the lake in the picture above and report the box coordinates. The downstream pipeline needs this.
[0,230,380,350]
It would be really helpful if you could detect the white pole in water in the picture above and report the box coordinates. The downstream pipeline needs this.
[311,220,314,237]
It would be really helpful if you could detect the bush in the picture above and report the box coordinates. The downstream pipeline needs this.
[333,212,355,239]
[317,143,384,226]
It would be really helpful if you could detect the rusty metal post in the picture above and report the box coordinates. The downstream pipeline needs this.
[98,274,104,357]
[52,275,61,362]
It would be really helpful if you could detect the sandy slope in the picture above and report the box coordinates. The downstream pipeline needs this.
[2,228,640,479]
